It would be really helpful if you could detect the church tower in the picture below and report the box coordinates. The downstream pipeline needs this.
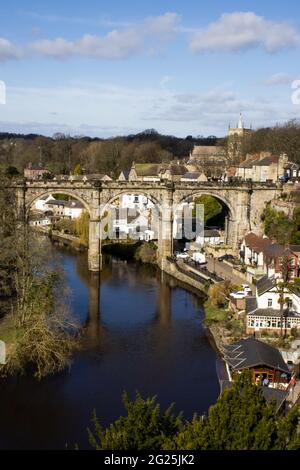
[228,113,253,162]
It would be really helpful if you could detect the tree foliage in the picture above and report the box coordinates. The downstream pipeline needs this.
[0,182,79,379]
[208,281,233,308]
[241,120,300,163]
[88,392,182,450]
[262,206,300,245]
[88,373,300,450]
[193,195,223,223]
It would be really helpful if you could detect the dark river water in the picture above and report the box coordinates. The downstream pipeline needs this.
[0,245,220,450]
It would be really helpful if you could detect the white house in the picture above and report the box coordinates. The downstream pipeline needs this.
[63,200,84,219]
[112,209,154,239]
[240,233,271,267]
[246,275,300,334]
[29,217,52,227]
[120,194,154,211]
[34,194,54,211]
[196,230,221,246]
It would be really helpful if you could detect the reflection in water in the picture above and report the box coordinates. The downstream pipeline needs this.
[0,243,219,450]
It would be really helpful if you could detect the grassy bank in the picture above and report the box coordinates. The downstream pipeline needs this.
[204,298,245,349]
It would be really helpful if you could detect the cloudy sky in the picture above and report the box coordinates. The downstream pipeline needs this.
[1,0,300,137]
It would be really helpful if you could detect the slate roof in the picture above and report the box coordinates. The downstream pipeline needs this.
[64,200,84,209]
[256,275,276,296]
[204,230,220,237]
[223,337,289,374]
[182,172,202,179]
[254,155,279,166]
[245,296,258,314]
[263,244,285,258]
[46,199,66,207]
[119,170,130,180]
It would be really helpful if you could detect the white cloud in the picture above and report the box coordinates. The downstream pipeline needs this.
[31,30,142,59]
[190,12,300,53]
[265,73,293,86]
[0,38,23,60]
[0,12,180,61]
[144,12,181,40]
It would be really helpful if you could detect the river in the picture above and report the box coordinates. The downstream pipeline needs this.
[0,244,220,450]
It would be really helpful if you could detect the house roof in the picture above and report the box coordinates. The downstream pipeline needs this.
[256,275,276,296]
[239,160,257,169]
[245,296,258,314]
[223,337,289,374]
[284,162,300,170]
[46,199,66,207]
[64,200,84,209]
[290,245,300,254]
[182,172,202,179]
[263,243,285,258]
[166,164,187,176]
[204,229,220,237]
[119,170,130,180]
[244,233,271,252]
[254,155,279,166]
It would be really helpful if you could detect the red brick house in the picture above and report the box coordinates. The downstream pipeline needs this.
[24,163,51,180]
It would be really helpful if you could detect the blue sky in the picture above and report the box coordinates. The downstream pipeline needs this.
[1,0,300,137]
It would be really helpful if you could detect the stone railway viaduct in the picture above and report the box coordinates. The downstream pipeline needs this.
[13,178,282,272]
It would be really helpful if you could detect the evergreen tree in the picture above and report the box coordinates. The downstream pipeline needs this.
[88,392,182,450]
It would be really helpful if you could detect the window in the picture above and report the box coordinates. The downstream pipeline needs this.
[268,299,273,307]
[287,298,293,309]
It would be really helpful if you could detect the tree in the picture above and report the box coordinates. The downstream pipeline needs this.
[88,392,182,450]
[75,210,90,245]
[272,252,300,338]
[87,373,300,450]
[193,195,223,224]
[208,281,234,308]
[262,206,300,245]
[4,165,19,178]
[168,372,300,450]
[73,163,83,175]
[0,181,79,379]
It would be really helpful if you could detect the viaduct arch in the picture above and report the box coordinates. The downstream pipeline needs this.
[13,179,282,272]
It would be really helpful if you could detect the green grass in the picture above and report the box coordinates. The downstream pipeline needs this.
[0,315,24,345]
[204,300,227,324]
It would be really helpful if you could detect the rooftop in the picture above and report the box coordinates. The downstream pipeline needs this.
[256,275,276,296]
[223,337,289,374]
[244,232,271,252]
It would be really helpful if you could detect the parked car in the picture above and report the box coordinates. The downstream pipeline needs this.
[230,291,247,299]
[176,252,189,259]
[218,254,235,262]
[241,284,252,293]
